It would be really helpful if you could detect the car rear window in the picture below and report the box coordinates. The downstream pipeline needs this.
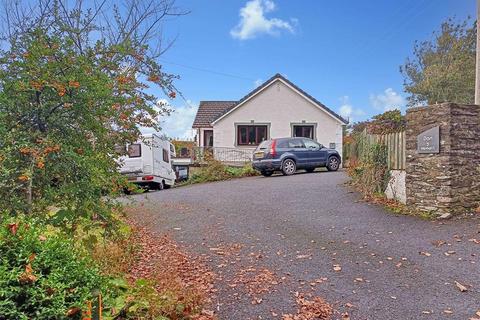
[128,144,141,158]
[258,140,272,150]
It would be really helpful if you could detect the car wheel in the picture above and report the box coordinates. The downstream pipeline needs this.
[327,156,340,171]
[261,170,274,177]
[305,168,315,173]
[282,159,296,176]
[163,182,171,189]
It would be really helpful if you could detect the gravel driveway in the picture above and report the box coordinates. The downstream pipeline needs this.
[127,170,480,320]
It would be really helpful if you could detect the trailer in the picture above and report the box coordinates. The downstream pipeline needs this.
[118,134,176,190]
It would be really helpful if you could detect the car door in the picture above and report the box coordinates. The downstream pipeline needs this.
[288,138,308,167]
[303,139,327,166]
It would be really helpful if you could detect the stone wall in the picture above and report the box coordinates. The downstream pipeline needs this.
[405,103,480,216]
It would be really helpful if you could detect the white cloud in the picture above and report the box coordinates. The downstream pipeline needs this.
[338,96,365,123]
[254,78,263,87]
[370,88,405,111]
[160,100,198,139]
[141,100,198,140]
[230,0,296,40]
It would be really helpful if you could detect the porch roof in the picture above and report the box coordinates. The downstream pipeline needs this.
[192,101,237,128]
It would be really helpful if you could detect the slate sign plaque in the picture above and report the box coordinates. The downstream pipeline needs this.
[417,126,440,154]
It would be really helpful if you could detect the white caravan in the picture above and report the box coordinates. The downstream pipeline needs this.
[118,134,176,190]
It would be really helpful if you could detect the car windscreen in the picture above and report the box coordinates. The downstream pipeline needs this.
[128,144,141,158]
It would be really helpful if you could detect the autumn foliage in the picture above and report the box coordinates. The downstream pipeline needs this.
[0,16,175,221]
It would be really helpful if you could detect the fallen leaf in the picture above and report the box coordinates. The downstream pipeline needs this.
[420,251,431,257]
[296,254,312,259]
[333,265,342,272]
[454,281,467,292]
[431,240,446,247]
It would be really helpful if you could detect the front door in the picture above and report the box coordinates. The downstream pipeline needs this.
[203,130,213,147]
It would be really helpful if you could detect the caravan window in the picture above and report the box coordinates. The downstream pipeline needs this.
[162,148,169,163]
[128,144,141,158]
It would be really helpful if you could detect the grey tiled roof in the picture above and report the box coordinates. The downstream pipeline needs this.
[192,101,237,128]
[192,74,348,128]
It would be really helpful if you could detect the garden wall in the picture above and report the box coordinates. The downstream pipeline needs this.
[405,103,480,217]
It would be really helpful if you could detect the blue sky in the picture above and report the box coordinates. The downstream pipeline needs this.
[157,0,475,139]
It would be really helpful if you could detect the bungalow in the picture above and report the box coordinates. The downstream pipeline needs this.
[192,73,348,160]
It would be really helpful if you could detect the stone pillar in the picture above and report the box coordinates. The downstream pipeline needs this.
[405,103,480,217]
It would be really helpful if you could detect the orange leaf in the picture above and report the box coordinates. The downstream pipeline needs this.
[8,223,18,235]
[25,263,33,274]
[18,175,29,182]
[66,307,81,317]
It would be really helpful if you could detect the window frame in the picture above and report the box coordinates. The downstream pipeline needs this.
[128,143,142,158]
[236,124,269,146]
[290,122,318,141]
[162,148,169,163]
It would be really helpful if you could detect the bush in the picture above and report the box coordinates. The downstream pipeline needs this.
[0,218,107,320]
[188,160,258,184]
[348,143,390,196]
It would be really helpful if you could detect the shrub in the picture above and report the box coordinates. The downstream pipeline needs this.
[348,143,390,196]
[188,160,258,184]
[0,218,107,320]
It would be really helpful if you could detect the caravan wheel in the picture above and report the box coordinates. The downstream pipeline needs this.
[150,182,163,191]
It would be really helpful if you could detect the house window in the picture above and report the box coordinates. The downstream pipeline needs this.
[237,125,268,146]
[293,125,314,139]
[162,148,169,163]
[128,144,141,158]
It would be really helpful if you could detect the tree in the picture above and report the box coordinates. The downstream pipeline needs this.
[0,0,184,223]
[400,18,476,107]
[349,110,405,135]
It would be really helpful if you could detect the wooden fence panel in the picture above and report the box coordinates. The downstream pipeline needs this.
[345,130,406,170]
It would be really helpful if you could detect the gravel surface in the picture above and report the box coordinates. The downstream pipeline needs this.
[127,170,480,320]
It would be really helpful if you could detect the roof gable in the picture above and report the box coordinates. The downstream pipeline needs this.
[212,74,348,125]
[191,74,348,129]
